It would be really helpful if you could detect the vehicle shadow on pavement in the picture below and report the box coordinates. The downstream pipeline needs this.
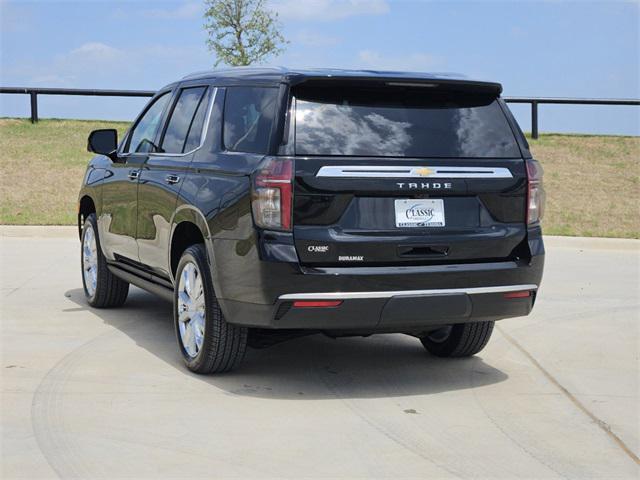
[64,286,508,400]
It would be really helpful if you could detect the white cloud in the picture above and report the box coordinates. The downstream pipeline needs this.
[357,50,442,72]
[3,41,210,89]
[38,42,127,84]
[65,42,123,62]
[0,42,128,87]
[272,0,389,21]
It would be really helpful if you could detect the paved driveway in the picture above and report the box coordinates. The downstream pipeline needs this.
[1,227,638,479]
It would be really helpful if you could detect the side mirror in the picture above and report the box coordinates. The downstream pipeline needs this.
[88,129,118,160]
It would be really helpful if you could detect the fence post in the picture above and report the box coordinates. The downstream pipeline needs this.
[29,91,38,123]
[531,100,538,139]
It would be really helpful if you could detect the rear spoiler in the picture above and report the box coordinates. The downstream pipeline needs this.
[286,75,503,96]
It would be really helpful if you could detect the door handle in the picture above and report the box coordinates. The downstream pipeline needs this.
[128,170,139,181]
[165,174,180,185]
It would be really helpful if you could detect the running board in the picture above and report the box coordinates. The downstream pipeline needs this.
[107,264,174,302]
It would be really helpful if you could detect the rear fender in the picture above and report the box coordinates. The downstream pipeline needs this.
[170,205,217,287]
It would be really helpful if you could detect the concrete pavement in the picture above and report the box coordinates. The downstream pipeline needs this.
[1,227,638,479]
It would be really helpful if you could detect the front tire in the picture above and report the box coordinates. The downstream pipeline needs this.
[420,321,494,357]
[81,214,129,308]
[174,244,248,374]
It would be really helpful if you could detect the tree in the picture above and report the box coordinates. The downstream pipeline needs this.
[204,0,287,67]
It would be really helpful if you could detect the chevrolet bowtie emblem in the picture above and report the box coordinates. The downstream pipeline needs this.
[414,167,434,177]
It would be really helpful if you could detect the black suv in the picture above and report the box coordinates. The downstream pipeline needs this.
[78,68,545,373]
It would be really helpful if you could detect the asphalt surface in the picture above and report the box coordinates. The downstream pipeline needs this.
[1,227,638,479]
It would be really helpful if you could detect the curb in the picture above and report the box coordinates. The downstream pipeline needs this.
[0,225,77,238]
[543,235,639,251]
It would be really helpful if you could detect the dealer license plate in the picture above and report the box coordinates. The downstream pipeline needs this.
[394,199,445,228]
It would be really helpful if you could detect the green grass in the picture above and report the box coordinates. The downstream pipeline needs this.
[0,118,130,225]
[526,133,639,238]
[1,118,639,238]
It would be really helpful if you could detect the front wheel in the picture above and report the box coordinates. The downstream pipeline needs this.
[420,321,494,357]
[81,214,129,308]
[174,244,248,374]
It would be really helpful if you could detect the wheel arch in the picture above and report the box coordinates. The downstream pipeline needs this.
[78,195,97,240]
[169,205,216,285]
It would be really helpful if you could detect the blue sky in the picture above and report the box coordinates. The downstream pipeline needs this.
[1,0,638,135]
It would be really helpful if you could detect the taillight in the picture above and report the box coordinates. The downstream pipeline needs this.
[504,290,532,299]
[526,159,545,225]
[292,300,343,308]
[252,157,293,231]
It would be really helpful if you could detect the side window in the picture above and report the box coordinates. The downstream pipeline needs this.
[125,92,171,154]
[183,88,212,153]
[223,87,278,154]
[161,86,208,154]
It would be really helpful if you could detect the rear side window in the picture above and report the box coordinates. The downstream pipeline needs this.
[294,86,520,158]
[161,86,208,154]
[223,87,278,154]
[183,89,211,153]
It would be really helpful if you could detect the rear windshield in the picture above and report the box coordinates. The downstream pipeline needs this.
[293,86,520,158]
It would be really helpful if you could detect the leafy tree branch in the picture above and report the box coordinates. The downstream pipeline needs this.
[204,0,287,66]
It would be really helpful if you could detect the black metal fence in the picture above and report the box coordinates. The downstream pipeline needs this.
[1,86,639,139]
[505,96,640,139]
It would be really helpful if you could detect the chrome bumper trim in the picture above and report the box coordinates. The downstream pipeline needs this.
[279,284,538,301]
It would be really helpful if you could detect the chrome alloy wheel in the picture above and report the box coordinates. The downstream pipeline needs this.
[82,225,98,297]
[177,262,206,358]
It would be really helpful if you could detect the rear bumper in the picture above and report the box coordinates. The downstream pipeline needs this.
[213,231,544,332]
[221,283,538,333]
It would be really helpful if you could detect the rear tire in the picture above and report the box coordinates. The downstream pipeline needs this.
[81,214,129,308]
[420,321,494,357]
[174,244,248,374]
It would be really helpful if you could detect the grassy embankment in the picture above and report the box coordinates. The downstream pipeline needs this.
[1,118,638,238]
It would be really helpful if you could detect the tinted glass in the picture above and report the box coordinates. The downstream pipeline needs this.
[294,86,520,158]
[223,87,278,154]
[126,92,171,154]
[183,89,211,153]
[162,86,208,154]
